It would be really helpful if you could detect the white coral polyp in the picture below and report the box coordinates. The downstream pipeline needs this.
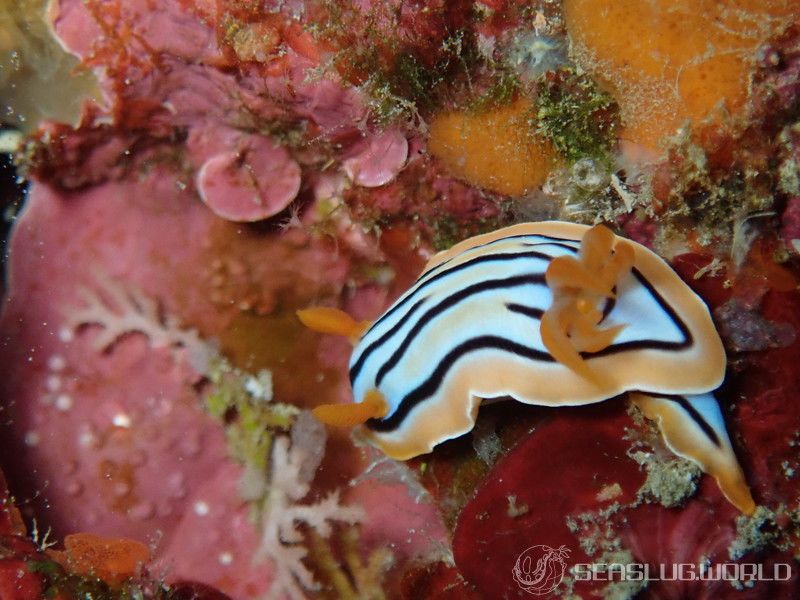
[258,418,364,600]
[63,270,217,375]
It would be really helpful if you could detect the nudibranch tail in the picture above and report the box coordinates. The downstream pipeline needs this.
[631,392,756,515]
[540,224,634,379]
[296,307,371,343]
[312,389,389,428]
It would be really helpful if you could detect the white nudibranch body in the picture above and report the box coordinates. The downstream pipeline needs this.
[300,221,755,515]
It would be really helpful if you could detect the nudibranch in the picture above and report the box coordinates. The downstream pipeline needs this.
[298,221,755,515]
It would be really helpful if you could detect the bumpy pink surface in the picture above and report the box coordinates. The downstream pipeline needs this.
[0,173,446,596]
[0,3,451,593]
[0,176,246,594]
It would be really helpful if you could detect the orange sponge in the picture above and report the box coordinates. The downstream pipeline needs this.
[564,0,798,150]
[64,532,150,586]
[428,98,557,196]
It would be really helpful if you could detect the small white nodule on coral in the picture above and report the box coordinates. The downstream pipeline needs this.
[63,269,218,376]
[257,412,364,600]
[244,370,274,402]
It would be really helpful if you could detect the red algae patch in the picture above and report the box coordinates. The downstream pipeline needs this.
[452,399,800,598]
[0,535,48,599]
[428,98,557,196]
[564,0,798,150]
[453,403,645,598]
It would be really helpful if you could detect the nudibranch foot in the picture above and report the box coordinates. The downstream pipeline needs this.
[296,307,371,343]
[312,389,389,428]
[631,391,756,515]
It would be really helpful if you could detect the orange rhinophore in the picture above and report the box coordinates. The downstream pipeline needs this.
[296,306,371,342]
[312,389,389,427]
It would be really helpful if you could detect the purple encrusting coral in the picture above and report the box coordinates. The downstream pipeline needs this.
[2,0,800,599]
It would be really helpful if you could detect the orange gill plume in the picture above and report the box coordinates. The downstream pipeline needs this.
[540,224,635,380]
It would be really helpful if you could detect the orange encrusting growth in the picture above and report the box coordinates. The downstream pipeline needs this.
[296,307,371,342]
[564,0,798,150]
[62,533,150,587]
[428,98,558,196]
[540,224,634,380]
[311,389,389,427]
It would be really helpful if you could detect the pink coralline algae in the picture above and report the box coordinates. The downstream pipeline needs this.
[342,129,410,188]
[195,130,302,222]
[0,534,47,600]
[0,168,449,596]
[35,0,411,218]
